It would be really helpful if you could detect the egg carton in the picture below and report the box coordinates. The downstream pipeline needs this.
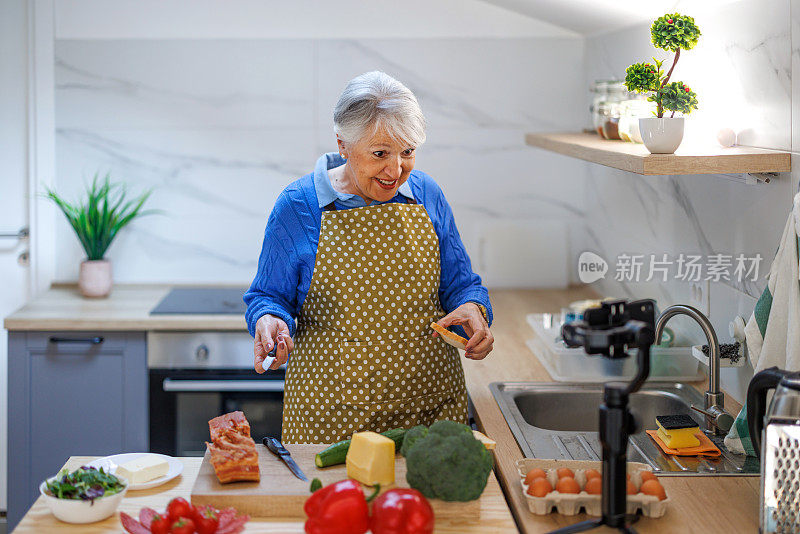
[516,458,670,518]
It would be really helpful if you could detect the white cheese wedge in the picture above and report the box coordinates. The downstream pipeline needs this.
[116,455,169,484]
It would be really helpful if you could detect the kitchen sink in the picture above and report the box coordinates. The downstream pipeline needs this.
[490,382,760,476]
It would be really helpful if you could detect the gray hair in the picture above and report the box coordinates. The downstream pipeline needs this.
[333,71,426,148]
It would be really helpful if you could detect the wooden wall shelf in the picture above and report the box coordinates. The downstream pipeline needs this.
[525,132,791,176]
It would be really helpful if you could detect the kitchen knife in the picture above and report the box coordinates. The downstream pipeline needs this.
[259,345,277,373]
[263,437,308,481]
[259,337,290,372]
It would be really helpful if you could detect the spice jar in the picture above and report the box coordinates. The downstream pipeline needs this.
[599,82,628,140]
[590,80,612,136]
[601,102,622,140]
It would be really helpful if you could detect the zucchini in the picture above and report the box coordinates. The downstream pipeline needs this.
[314,428,406,468]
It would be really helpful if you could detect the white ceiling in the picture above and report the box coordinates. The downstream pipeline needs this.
[479,0,745,36]
[55,0,578,40]
[54,0,747,40]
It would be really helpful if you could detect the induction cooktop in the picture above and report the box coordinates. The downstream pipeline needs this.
[150,287,248,315]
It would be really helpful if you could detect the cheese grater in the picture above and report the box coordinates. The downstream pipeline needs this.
[747,367,800,533]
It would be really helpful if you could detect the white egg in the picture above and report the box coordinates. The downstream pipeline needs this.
[716,128,736,147]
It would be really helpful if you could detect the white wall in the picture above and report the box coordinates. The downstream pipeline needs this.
[582,0,797,403]
[51,2,586,289]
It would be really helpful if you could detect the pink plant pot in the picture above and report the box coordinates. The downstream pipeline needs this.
[78,259,113,298]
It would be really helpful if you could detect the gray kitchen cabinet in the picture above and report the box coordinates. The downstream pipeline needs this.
[7,331,147,529]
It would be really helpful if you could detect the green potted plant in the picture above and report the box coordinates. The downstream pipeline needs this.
[624,13,700,154]
[45,173,154,298]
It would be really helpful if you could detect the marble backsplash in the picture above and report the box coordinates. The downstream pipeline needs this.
[54,37,586,287]
[582,0,798,402]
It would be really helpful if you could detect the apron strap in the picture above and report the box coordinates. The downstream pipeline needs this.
[324,196,417,211]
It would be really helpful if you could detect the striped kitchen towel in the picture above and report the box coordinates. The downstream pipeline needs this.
[724,193,800,456]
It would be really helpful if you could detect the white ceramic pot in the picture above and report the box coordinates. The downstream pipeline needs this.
[39,475,128,524]
[639,117,685,154]
[79,259,113,298]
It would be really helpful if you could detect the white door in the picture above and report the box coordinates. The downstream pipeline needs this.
[0,0,35,511]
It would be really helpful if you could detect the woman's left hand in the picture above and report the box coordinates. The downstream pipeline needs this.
[435,303,494,360]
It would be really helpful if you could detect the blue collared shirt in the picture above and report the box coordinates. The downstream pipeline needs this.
[244,153,492,337]
[313,153,415,209]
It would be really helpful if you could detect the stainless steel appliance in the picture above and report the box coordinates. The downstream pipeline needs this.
[149,331,284,456]
[748,367,800,533]
[148,288,284,456]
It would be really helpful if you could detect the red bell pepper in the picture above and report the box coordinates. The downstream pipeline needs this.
[303,479,378,534]
[370,488,434,534]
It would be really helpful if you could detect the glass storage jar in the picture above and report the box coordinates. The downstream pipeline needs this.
[595,81,627,140]
[590,80,612,136]
[618,96,655,143]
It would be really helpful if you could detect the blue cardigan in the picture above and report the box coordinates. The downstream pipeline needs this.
[244,158,493,338]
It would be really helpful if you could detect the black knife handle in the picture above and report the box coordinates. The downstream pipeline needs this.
[263,436,288,456]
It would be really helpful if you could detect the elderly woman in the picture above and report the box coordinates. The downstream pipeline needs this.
[244,71,493,444]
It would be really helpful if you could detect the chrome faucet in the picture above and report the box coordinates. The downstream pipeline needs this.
[655,304,734,435]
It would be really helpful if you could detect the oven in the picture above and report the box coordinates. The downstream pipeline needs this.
[148,331,284,456]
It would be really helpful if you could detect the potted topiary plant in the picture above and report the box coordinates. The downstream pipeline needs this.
[624,13,700,154]
[45,173,154,298]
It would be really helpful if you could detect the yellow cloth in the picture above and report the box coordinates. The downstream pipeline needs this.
[281,202,468,444]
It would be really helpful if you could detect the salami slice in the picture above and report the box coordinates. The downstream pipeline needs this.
[120,512,150,534]
[138,507,157,529]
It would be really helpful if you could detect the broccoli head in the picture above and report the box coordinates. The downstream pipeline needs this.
[399,425,428,456]
[428,419,474,437]
[404,421,494,501]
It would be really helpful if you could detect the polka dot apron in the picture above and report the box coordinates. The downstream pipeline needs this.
[281,199,468,444]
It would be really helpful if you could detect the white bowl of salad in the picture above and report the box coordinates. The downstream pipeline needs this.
[40,466,128,524]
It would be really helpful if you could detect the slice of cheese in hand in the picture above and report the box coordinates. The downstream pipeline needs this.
[346,431,395,486]
[430,322,468,350]
[116,455,169,484]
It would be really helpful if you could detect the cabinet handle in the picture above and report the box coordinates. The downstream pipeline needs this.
[48,336,105,345]
[0,227,28,241]
[162,379,285,393]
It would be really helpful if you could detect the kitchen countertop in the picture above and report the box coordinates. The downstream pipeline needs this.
[3,284,247,331]
[7,285,761,532]
[13,455,516,533]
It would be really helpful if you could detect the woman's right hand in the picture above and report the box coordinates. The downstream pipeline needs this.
[254,314,294,373]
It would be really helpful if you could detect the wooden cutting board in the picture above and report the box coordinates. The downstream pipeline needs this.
[190,444,479,519]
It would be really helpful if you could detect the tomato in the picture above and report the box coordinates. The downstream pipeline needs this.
[166,497,193,522]
[170,517,196,534]
[150,513,170,534]
[194,506,219,534]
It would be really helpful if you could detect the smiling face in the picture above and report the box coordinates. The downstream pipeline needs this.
[337,126,416,204]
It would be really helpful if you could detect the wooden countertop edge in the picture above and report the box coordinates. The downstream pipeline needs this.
[3,284,249,331]
[3,318,248,331]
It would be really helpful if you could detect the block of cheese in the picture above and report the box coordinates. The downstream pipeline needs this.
[345,431,395,486]
[655,414,700,449]
[116,454,169,484]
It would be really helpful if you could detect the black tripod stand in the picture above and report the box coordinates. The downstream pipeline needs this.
[548,299,656,534]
